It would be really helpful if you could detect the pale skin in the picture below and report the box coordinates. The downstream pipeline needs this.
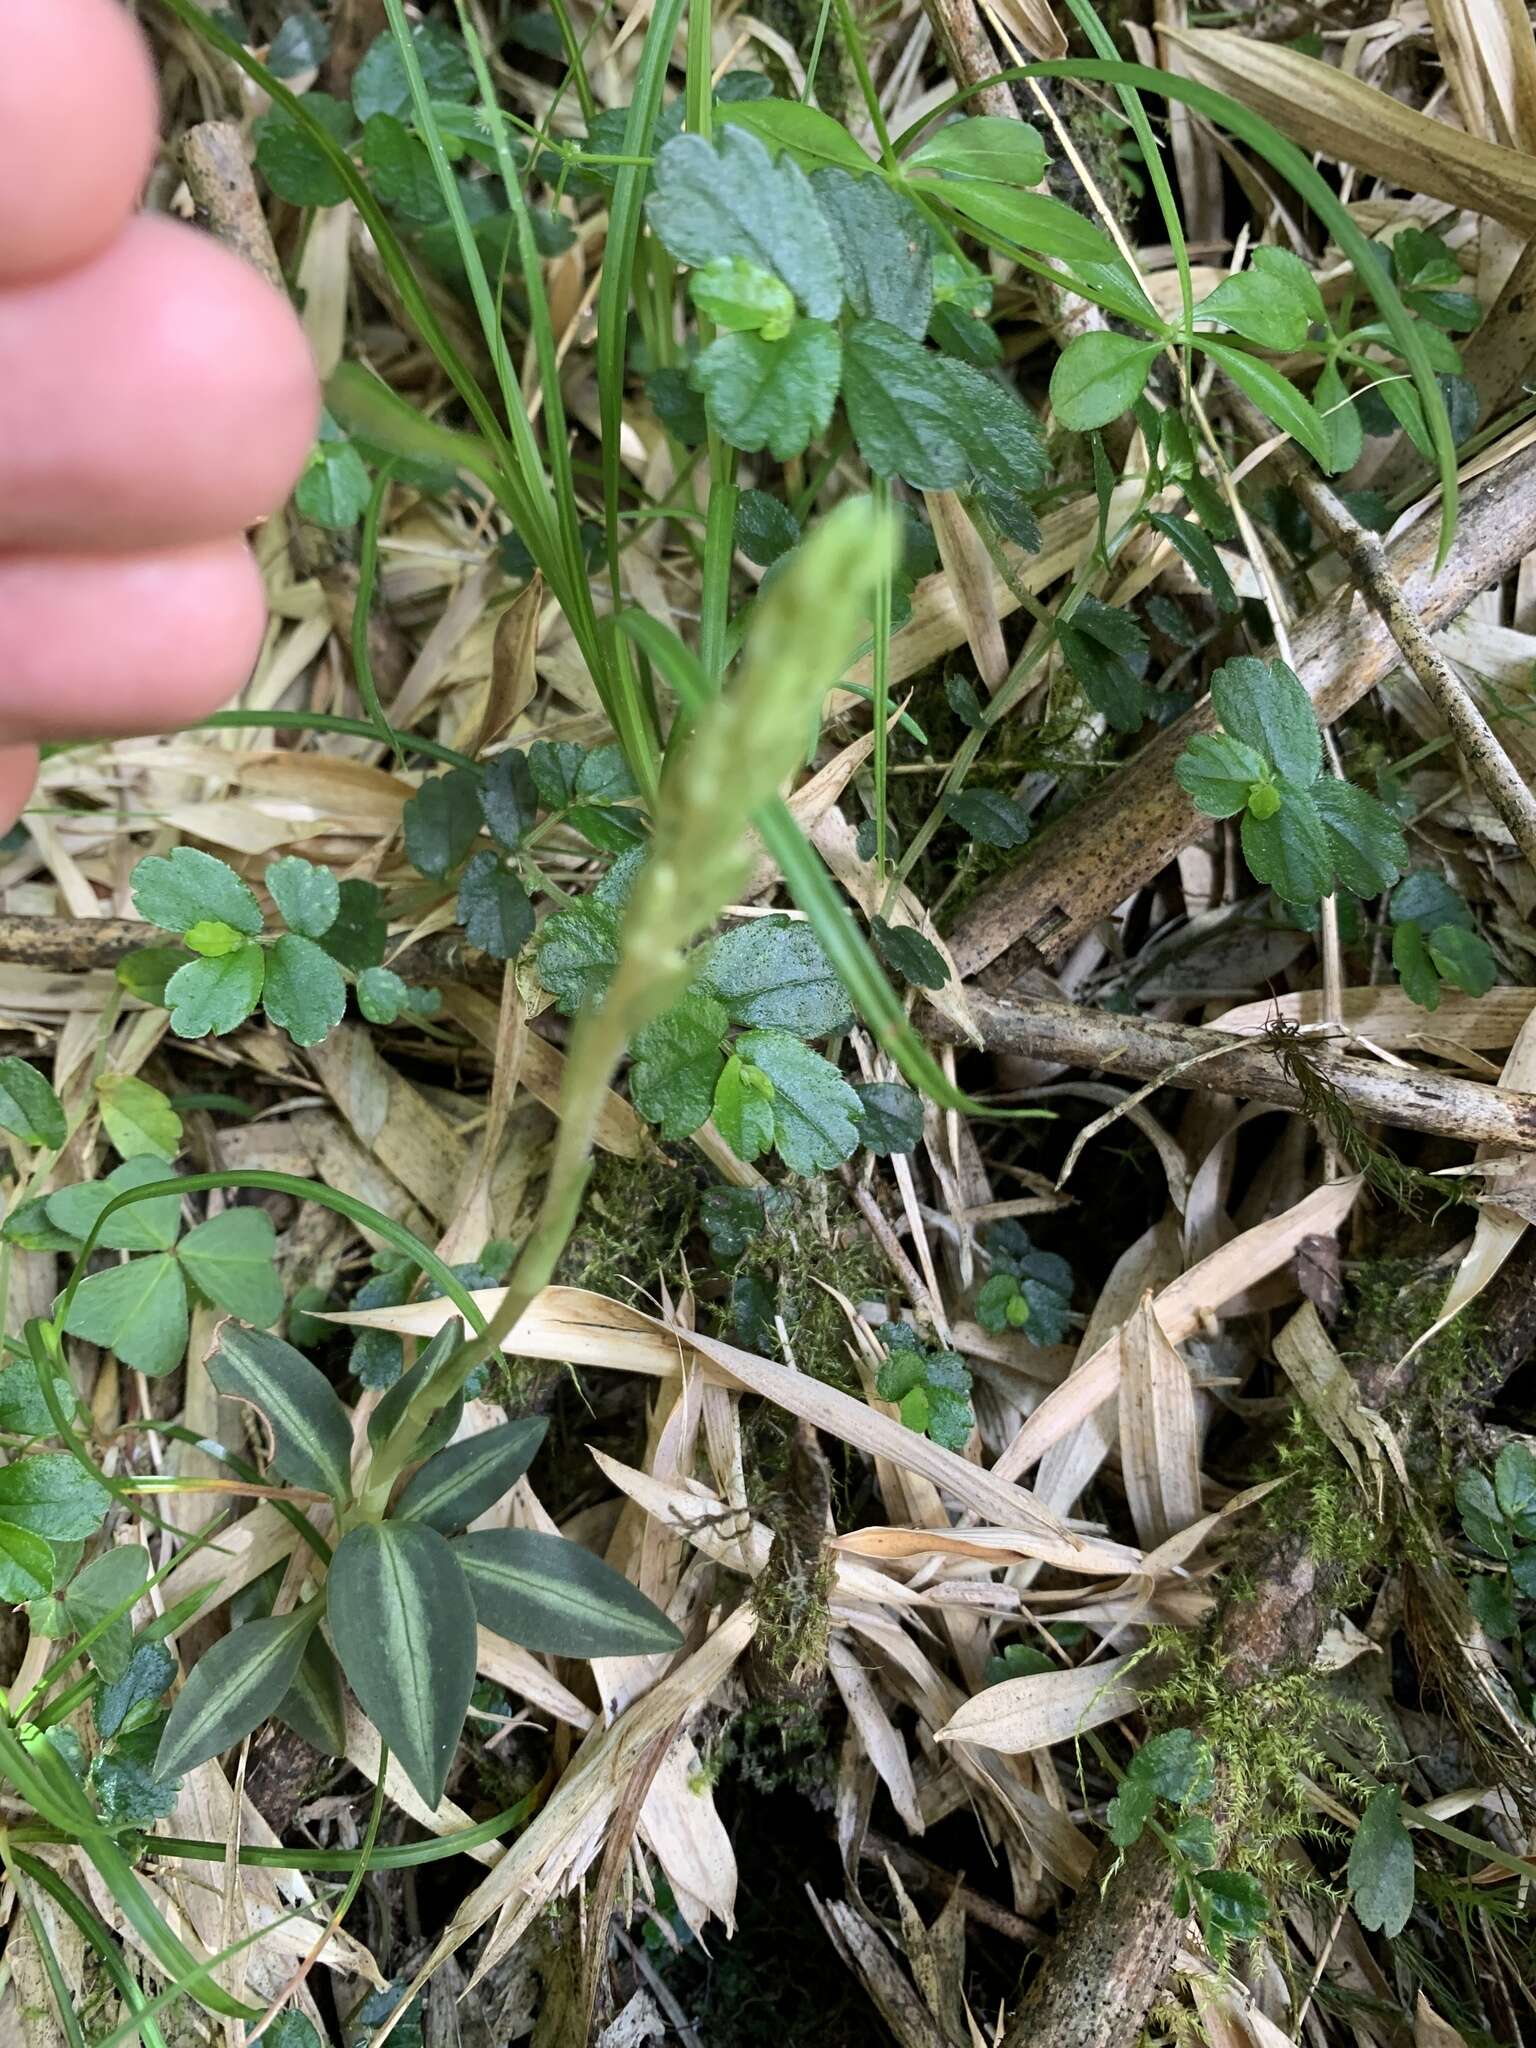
[0,0,321,828]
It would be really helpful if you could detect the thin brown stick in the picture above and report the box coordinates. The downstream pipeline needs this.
[945,439,1536,982]
[945,989,1536,1150]
[180,122,285,291]
[1227,391,1536,873]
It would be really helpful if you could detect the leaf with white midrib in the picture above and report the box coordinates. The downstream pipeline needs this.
[327,1522,477,1807]
[454,1528,683,1658]
[395,1418,548,1533]
[155,1605,318,1781]
[206,1322,355,1502]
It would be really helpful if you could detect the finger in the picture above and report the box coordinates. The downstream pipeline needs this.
[0,747,40,836]
[0,216,320,552]
[0,0,158,284]
[0,540,268,741]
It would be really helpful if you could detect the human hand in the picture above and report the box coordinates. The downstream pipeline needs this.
[0,0,320,828]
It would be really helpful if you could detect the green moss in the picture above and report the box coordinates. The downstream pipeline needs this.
[730,1178,881,1392]
[1143,1629,1386,1880]
[1268,1410,1381,1604]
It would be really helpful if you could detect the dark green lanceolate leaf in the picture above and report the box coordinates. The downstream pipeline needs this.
[870,917,948,990]
[1310,780,1408,898]
[702,915,850,1037]
[63,1255,188,1375]
[133,847,263,938]
[810,168,932,340]
[1058,598,1149,733]
[165,943,266,1039]
[253,92,355,207]
[733,1029,863,1175]
[351,21,475,123]
[396,1418,549,1534]
[328,1521,478,1806]
[366,1319,465,1456]
[851,1081,924,1155]
[0,1059,64,1149]
[266,856,340,939]
[734,490,800,566]
[154,1606,319,1781]
[693,320,842,461]
[712,1053,777,1163]
[689,256,796,340]
[646,127,844,321]
[48,1157,180,1253]
[479,749,539,850]
[1200,340,1332,472]
[320,878,389,972]
[628,991,728,1141]
[1148,512,1239,613]
[453,1528,682,1657]
[456,853,535,959]
[96,1072,181,1162]
[96,1639,176,1740]
[1241,784,1333,904]
[944,788,1031,847]
[280,1632,349,1756]
[1050,331,1160,431]
[534,892,623,1014]
[262,934,347,1047]
[206,1324,355,1503]
[1349,1788,1415,1936]
[0,1454,109,1541]
[403,767,483,879]
[1194,270,1312,353]
[1211,656,1322,786]
[179,1208,283,1325]
[908,114,1046,187]
[1175,733,1271,818]
[1251,244,1325,323]
[842,320,1046,494]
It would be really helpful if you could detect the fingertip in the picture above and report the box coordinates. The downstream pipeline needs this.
[0,0,158,283]
[0,747,40,835]
[0,540,270,741]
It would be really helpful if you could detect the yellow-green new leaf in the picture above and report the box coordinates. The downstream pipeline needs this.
[328,1522,477,1806]
[155,1604,319,1781]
